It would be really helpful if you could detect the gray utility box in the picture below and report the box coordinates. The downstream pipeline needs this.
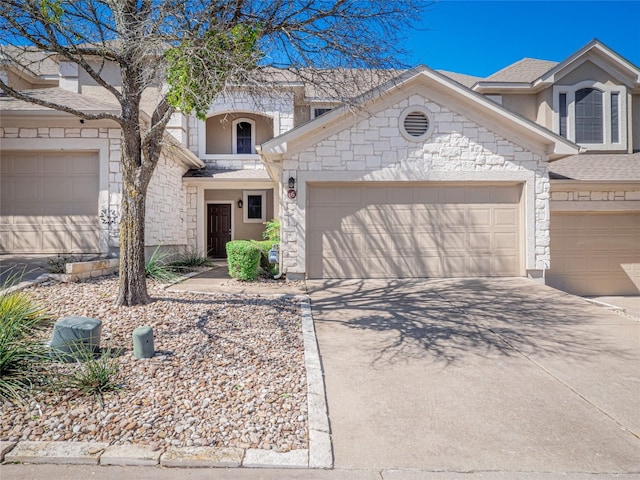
[50,316,102,362]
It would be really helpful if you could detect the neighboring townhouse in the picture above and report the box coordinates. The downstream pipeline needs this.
[0,39,638,296]
[471,40,640,295]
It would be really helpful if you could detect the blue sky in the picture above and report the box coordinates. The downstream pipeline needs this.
[401,1,640,78]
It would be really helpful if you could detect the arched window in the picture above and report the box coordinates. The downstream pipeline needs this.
[574,88,603,144]
[232,118,255,154]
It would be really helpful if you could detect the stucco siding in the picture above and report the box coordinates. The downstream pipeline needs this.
[501,94,538,122]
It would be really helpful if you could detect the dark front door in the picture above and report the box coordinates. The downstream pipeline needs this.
[207,204,232,258]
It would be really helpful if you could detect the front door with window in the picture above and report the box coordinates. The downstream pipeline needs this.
[207,204,231,258]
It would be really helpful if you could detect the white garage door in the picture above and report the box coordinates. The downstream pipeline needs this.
[307,183,523,279]
[548,213,640,296]
[0,151,100,253]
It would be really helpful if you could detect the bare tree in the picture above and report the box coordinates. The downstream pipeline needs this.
[0,0,425,306]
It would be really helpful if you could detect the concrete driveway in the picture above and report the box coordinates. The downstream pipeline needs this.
[0,255,51,286]
[307,278,640,474]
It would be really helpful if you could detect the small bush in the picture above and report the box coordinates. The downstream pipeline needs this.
[0,289,51,403]
[252,240,278,277]
[145,247,179,283]
[168,248,213,269]
[226,240,261,281]
[262,219,280,242]
[53,346,122,404]
[47,253,80,274]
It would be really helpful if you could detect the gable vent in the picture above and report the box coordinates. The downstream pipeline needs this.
[403,111,429,137]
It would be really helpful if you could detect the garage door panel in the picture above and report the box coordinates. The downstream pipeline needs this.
[308,184,522,279]
[468,231,492,251]
[495,255,520,275]
[549,213,640,295]
[467,208,491,227]
[414,207,441,227]
[494,208,517,227]
[494,231,518,250]
[440,206,468,227]
[0,151,100,254]
[414,255,442,276]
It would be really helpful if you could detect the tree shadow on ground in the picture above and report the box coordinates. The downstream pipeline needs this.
[308,278,634,366]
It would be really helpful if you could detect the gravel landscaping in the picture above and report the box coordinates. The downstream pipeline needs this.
[0,276,307,452]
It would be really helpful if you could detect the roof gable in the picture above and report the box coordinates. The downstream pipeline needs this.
[259,65,579,161]
[539,39,640,89]
[483,58,558,84]
[474,39,640,93]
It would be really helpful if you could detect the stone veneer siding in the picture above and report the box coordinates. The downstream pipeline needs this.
[551,189,640,202]
[1,126,189,252]
[189,92,295,169]
[280,94,550,275]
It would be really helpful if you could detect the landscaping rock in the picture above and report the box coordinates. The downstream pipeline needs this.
[0,277,307,453]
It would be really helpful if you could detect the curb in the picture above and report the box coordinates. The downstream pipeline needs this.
[0,274,52,295]
[0,295,333,470]
[300,298,334,469]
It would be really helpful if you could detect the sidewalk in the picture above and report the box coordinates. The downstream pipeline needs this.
[166,263,307,296]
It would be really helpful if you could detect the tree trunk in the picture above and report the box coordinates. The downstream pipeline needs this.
[116,122,152,306]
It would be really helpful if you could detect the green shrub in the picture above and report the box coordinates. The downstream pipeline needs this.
[145,246,179,283]
[252,240,278,277]
[0,289,51,403]
[168,248,213,269]
[54,347,122,404]
[226,240,261,281]
[262,219,280,242]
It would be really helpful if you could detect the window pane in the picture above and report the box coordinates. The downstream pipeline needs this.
[611,92,619,143]
[559,93,567,138]
[236,121,252,154]
[247,195,262,219]
[575,88,603,143]
[314,108,332,118]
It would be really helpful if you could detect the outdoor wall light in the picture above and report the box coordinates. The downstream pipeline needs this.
[237,199,243,208]
[288,176,296,189]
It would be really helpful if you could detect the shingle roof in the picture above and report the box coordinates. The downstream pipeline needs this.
[0,47,59,78]
[436,70,482,88]
[483,58,558,83]
[549,153,640,181]
[0,88,120,112]
[183,166,272,180]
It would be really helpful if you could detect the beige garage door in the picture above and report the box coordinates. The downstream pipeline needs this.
[307,183,523,279]
[0,151,100,253]
[547,213,640,296]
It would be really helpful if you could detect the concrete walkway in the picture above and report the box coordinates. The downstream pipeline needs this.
[166,264,308,296]
[307,278,640,474]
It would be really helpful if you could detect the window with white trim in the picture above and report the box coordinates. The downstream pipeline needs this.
[553,81,626,150]
[232,118,256,154]
[243,190,266,223]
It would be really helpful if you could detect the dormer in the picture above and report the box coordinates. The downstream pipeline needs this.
[474,40,640,153]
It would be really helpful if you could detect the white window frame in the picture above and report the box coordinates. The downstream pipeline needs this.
[232,118,256,154]
[553,81,627,151]
[243,190,266,223]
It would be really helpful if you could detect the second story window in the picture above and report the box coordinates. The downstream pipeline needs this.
[232,118,256,154]
[554,82,626,151]
[575,88,603,144]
